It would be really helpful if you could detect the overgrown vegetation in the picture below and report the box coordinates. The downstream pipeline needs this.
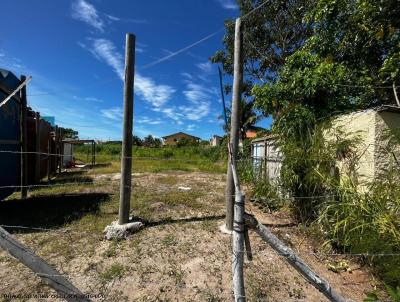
[218,0,400,289]
[239,123,400,286]
[74,144,227,173]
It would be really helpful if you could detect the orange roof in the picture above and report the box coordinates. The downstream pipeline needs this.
[245,130,257,138]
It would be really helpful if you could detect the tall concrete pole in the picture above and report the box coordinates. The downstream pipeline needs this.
[119,33,135,225]
[225,18,243,230]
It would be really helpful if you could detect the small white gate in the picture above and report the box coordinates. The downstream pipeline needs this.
[251,136,282,183]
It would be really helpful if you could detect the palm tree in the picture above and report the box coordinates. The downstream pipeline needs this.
[220,99,263,140]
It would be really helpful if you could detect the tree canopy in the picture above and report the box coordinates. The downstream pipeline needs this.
[252,0,400,129]
[213,0,400,133]
[211,0,313,95]
[62,128,79,139]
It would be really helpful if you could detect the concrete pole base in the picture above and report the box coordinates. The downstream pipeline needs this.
[219,223,233,235]
[104,219,144,240]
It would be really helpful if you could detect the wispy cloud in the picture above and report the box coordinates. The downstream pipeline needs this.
[91,39,124,78]
[73,95,104,103]
[186,124,196,131]
[137,116,162,125]
[180,80,216,121]
[197,62,213,73]
[101,107,123,121]
[71,0,148,32]
[105,14,148,24]
[87,38,175,110]
[135,75,175,108]
[216,0,238,10]
[71,0,104,32]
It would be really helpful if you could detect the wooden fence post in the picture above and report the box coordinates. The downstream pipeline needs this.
[20,75,28,198]
[226,17,243,231]
[35,112,41,183]
[244,213,348,302]
[58,127,63,174]
[47,137,51,182]
[119,33,135,225]
[0,227,90,302]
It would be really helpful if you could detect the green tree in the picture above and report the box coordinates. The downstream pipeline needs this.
[211,0,313,94]
[132,135,143,146]
[176,137,199,147]
[222,99,263,140]
[143,135,162,148]
[253,0,400,126]
[153,138,162,148]
[62,128,78,139]
[143,135,155,147]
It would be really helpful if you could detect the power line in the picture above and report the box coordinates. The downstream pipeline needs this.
[140,29,224,70]
[140,0,272,70]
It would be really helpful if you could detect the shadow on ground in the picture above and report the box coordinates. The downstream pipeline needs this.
[143,214,226,228]
[0,192,110,233]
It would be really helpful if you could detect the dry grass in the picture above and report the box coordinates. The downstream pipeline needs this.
[0,168,379,301]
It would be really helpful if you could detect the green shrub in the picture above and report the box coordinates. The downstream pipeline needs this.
[252,180,284,211]
[318,169,400,286]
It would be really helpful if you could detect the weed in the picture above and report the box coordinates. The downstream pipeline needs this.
[200,219,217,232]
[162,234,177,246]
[100,263,125,282]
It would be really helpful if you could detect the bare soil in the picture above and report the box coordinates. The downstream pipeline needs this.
[0,171,376,301]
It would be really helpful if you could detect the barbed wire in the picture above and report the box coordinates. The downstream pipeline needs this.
[0,148,385,165]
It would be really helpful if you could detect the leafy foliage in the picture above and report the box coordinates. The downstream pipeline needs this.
[176,137,199,147]
[212,0,313,92]
[143,135,162,148]
[253,0,400,124]
[132,135,143,146]
[62,128,79,139]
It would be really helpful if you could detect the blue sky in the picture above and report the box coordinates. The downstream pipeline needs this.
[0,0,271,140]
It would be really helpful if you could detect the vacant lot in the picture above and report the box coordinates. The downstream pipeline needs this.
[0,166,377,301]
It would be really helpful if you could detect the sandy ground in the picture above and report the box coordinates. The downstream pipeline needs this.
[0,172,376,301]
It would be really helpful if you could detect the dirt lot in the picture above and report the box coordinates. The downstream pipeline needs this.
[0,171,376,301]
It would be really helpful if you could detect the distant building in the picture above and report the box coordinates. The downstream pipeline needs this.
[210,135,223,146]
[162,132,200,146]
[245,130,258,139]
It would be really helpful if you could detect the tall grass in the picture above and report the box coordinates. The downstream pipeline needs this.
[317,168,400,286]
[237,120,400,286]
[74,143,227,173]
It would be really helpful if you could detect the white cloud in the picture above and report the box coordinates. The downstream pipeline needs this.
[197,61,213,74]
[181,72,193,80]
[180,80,214,121]
[101,107,123,121]
[73,95,104,103]
[186,124,196,131]
[106,14,148,24]
[91,39,124,79]
[89,38,175,109]
[71,0,104,32]
[217,0,238,10]
[137,116,162,125]
[135,74,175,108]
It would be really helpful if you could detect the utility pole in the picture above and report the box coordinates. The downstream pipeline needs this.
[20,75,28,198]
[225,17,243,231]
[119,33,135,225]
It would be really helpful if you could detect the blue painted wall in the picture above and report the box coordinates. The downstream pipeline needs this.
[0,68,21,200]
